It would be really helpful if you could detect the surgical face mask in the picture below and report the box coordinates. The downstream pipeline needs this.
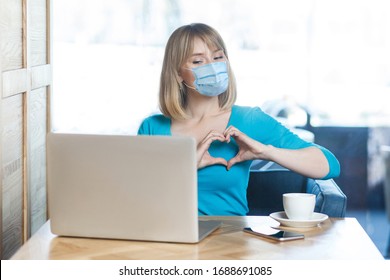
[184,61,229,97]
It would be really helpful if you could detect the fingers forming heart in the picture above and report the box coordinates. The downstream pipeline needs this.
[223,126,262,170]
[198,127,263,170]
[197,131,228,169]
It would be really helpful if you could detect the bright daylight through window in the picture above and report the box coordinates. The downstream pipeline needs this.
[52,0,390,135]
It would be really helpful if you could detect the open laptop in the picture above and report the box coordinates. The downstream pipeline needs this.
[47,132,221,243]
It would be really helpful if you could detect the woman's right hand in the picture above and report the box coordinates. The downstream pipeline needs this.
[197,131,227,169]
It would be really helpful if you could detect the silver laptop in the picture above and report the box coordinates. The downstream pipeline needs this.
[47,133,221,243]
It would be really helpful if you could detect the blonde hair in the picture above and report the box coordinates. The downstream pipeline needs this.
[159,23,237,120]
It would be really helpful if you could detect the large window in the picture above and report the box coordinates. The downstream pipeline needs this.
[53,0,390,134]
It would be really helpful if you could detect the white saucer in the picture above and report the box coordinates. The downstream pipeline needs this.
[269,211,328,228]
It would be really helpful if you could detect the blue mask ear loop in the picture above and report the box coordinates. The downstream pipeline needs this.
[181,66,196,91]
[183,81,196,90]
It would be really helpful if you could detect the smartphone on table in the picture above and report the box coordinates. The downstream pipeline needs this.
[243,226,304,241]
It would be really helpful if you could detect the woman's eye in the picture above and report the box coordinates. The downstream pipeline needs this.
[214,56,224,60]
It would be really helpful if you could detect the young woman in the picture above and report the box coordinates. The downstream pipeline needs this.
[138,23,340,216]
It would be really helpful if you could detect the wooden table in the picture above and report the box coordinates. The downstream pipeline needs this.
[11,216,384,260]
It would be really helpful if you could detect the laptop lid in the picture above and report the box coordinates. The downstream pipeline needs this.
[47,133,205,243]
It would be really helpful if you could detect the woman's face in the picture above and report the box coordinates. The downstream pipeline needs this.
[179,37,227,88]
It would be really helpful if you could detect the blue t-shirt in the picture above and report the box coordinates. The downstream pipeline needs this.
[137,105,340,216]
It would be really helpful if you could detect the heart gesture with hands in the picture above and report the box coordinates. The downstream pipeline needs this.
[224,126,270,170]
[197,126,269,170]
[197,130,228,169]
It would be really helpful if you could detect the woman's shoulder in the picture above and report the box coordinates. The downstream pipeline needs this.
[231,105,280,134]
[232,105,268,120]
[142,113,170,124]
[137,113,171,135]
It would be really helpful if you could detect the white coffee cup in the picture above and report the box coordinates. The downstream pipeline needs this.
[283,193,316,220]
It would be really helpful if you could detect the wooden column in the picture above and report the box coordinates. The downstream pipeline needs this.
[0,0,51,259]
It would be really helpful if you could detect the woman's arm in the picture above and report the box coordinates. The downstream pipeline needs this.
[224,125,339,179]
[262,145,330,179]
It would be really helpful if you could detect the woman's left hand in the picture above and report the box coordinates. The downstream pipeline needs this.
[224,126,331,178]
[224,126,270,170]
